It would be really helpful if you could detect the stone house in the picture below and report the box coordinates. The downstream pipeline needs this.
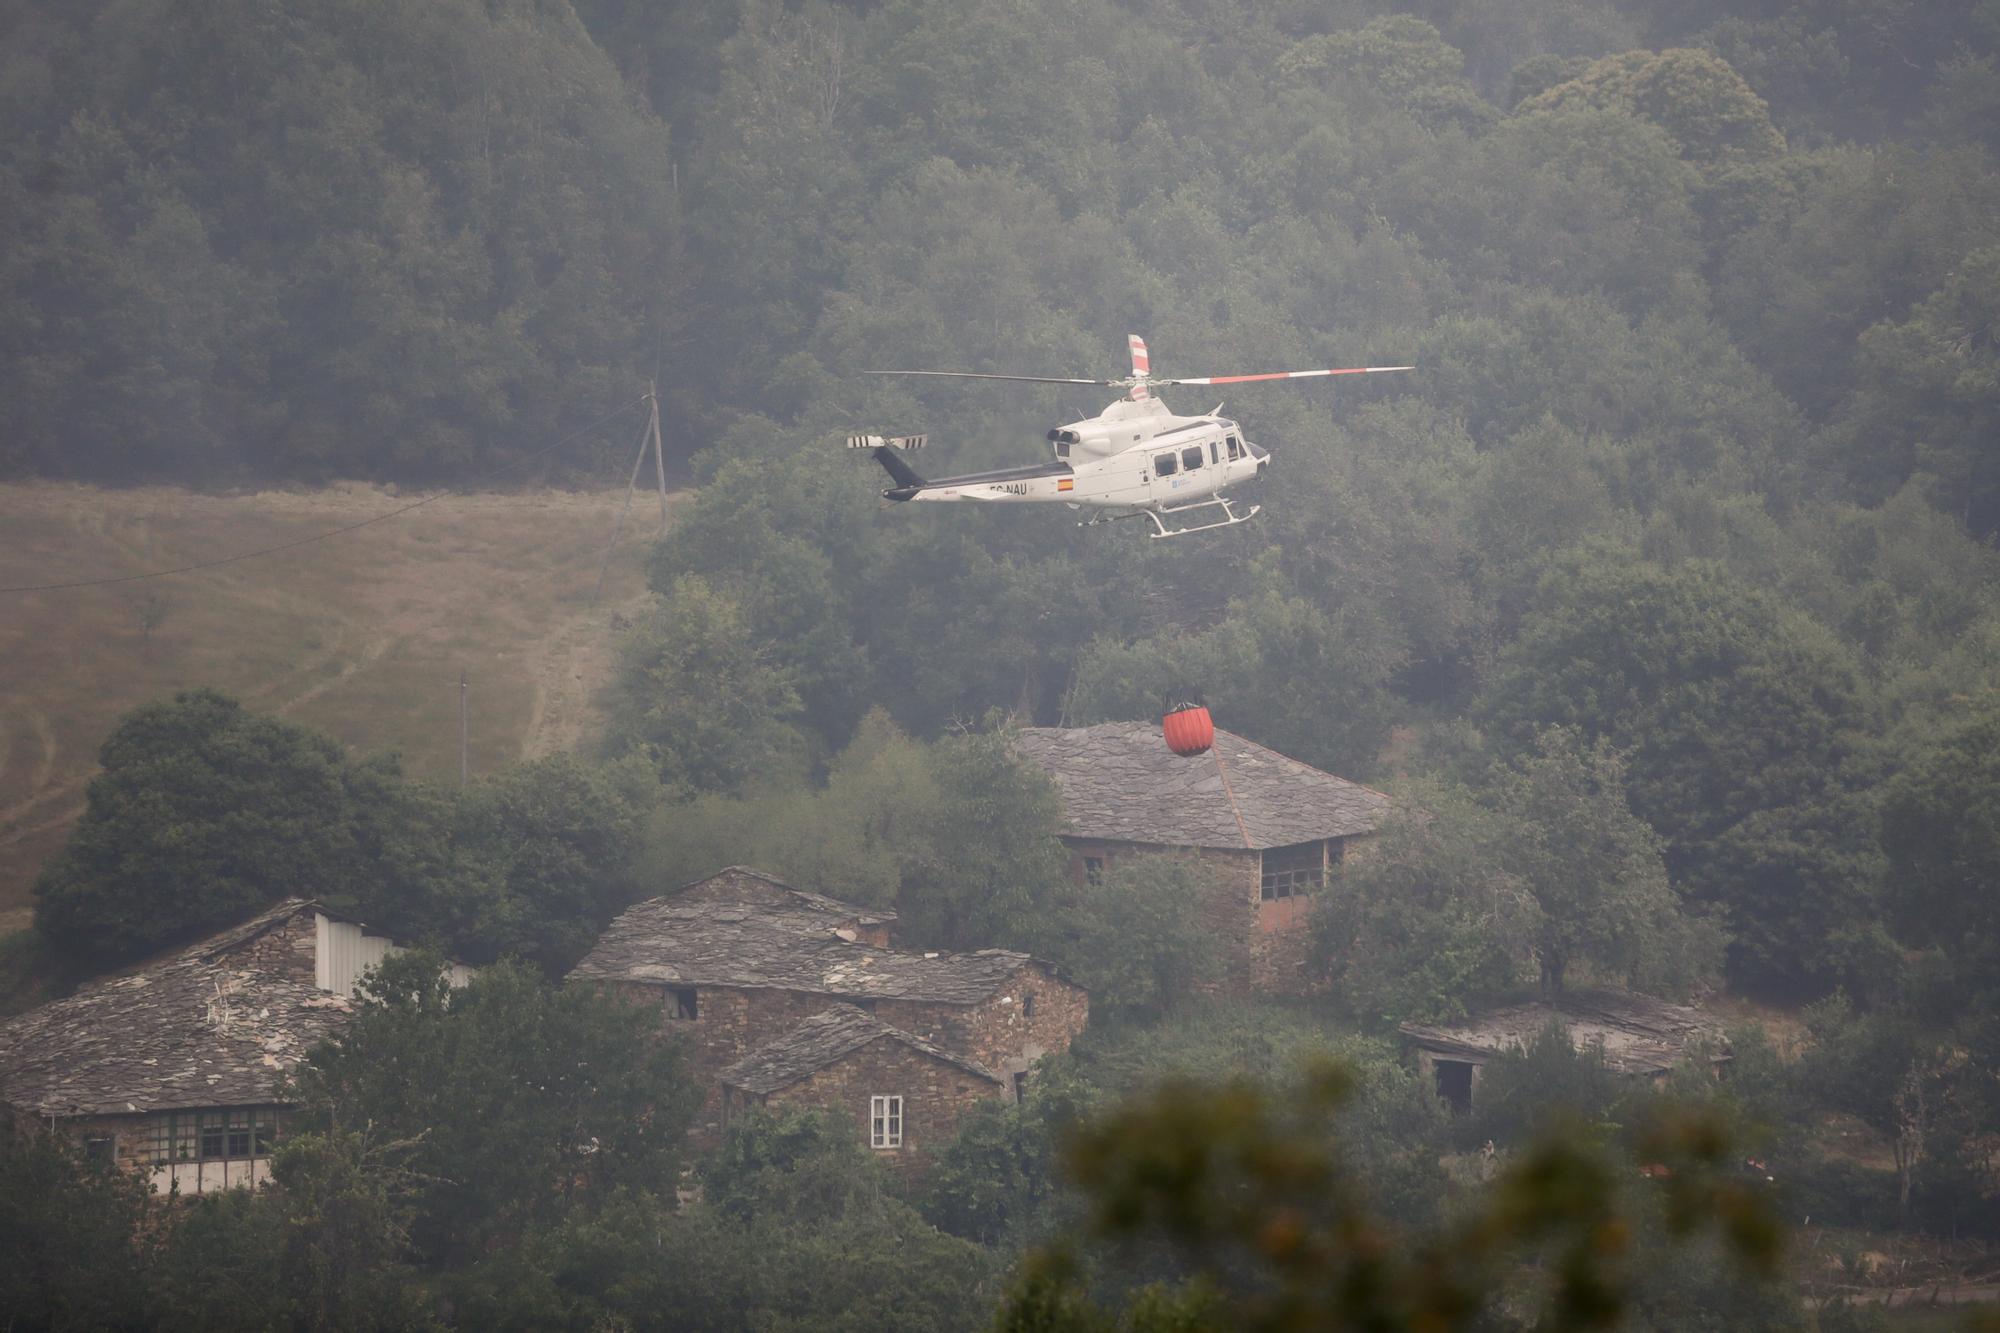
[0,899,471,1194]
[1401,990,1728,1113]
[569,867,1088,1161]
[1014,722,1390,992]
[719,1004,1006,1162]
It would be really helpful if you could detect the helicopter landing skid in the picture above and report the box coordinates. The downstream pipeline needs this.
[1076,494,1261,538]
[1142,494,1261,539]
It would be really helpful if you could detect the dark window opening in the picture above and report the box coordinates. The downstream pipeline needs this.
[1154,452,1178,477]
[84,1136,115,1164]
[1180,445,1204,469]
[668,987,698,1020]
[1083,856,1105,886]
[1434,1059,1475,1113]
[1013,1072,1030,1103]
[1260,841,1326,900]
[1022,992,1035,1018]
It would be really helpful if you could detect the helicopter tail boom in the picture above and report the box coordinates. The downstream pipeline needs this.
[866,445,926,499]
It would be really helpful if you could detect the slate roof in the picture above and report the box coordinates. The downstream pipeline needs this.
[568,896,1039,1003]
[718,1003,1003,1095]
[1400,990,1726,1077]
[675,866,898,927]
[0,900,352,1118]
[1014,722,1390,850]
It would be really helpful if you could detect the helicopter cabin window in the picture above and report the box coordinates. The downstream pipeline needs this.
[1226,436,1243,461]
[1181,445,1204,470]
[1154,452,1178,477]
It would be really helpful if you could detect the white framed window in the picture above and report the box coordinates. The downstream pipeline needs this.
[870,1095,903,1149]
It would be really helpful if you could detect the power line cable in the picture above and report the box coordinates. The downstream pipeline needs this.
[0,396,652,594]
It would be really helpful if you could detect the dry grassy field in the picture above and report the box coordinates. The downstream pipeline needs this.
[0,482,666,932]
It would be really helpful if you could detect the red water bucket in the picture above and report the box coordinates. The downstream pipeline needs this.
[1162,704,1214,757]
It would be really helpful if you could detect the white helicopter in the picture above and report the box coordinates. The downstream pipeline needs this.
[848,335,1412,538]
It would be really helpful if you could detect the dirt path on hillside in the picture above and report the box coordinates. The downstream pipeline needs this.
[520,589,650,760]
[0,482,665,933]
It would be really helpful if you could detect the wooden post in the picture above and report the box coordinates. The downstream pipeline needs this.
[648,380,669,534]
[591,409,656,607]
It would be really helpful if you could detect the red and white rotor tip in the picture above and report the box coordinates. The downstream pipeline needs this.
[1127,334,1150,398]
[1163,365,1416,387]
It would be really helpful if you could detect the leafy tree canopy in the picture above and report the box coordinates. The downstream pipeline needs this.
[33,688,391,962]
[287,952,698,1263]
[1521,48,1786,167]
[1477,548,1879,991]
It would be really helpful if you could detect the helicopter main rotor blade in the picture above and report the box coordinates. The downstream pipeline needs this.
[863,370,1115,386]
[1158,365,1415,386]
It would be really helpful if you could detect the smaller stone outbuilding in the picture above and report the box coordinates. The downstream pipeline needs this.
[719,1004,1006,1165]
[1402,990,1728,1113]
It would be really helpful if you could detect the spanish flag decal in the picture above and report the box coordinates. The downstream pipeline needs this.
[1057,478,1074,492]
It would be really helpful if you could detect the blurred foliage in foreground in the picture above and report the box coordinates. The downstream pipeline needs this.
[997,1061,1809,1332]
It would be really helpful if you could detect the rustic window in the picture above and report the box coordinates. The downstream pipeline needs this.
[1260,841,1326,900]
[151,1108,281,1163]
[84,1136,115,1164]
[667,987,698,1020]
[870,1095,903,1149]
[1022,992,1036,1018]
[1083,856,1104,885]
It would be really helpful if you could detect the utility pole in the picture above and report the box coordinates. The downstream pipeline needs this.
[648,379,669,535]
[591,384,668,605]
[459,670,469,788]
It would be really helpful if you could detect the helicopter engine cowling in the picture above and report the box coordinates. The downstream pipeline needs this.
[1047,424,1117,461]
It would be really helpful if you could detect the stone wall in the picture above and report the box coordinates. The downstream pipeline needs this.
[759,1036,1004,1169]
[1062,838,1263,993]
[874,961,1088,1087]
[603,965,1087,1135]
[603,981,839,1134]
[215,908,319,984]
[1063,836,1387,998]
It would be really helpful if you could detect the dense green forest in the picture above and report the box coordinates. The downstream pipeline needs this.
[6,0,2000,1327]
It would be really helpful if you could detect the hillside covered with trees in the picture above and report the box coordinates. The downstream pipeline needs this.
[5,0,2000,1327]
